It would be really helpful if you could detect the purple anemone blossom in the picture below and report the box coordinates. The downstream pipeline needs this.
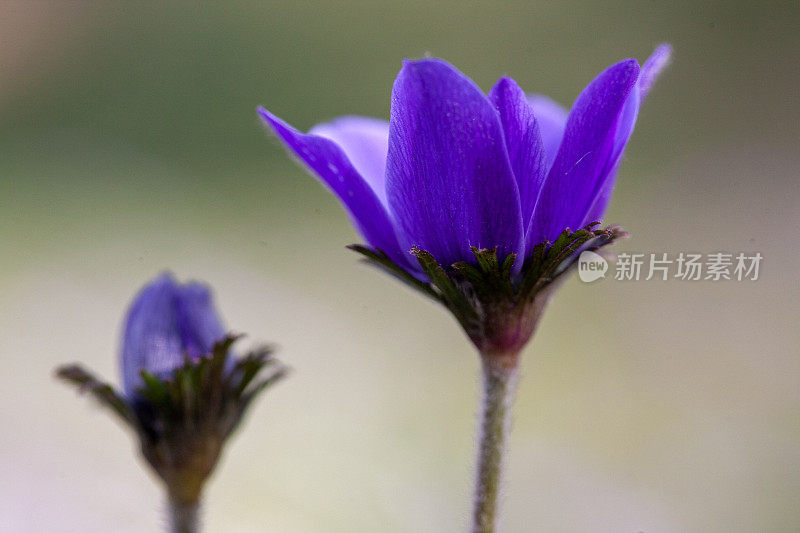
[121,272,227,395]
[259,49,670,533]
[258,45,671,279]
[259,46,670,361]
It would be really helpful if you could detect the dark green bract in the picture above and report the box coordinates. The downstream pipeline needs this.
[350,223,626,362]
[57,336,287,505]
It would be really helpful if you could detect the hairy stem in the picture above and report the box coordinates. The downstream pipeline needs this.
[471,356,519,533]
[168,497,200,533]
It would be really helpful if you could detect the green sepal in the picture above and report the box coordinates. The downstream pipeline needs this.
[518,223,625,297]
[412,246,479,329]
[347,244,439,302]
[56,335,287,503]
[56,365,137,427]
[131,335,287,439]
[348,223,626,357]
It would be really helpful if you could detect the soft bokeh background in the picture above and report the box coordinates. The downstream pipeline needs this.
[1,2,798,531]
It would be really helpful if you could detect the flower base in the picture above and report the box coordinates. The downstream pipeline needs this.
[56,336,287,504]
[350,223,626,361]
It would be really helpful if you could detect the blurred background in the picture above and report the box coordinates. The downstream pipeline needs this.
[1,1,798,531]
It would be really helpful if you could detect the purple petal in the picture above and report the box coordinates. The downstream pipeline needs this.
[489,77,547,248]
[527,94,568,170]
[584,44,672,222]
[385,58,524,266]
[530,59,640,244]
[582,82,641,223]
[121,273,184,396]
[120,274,231,396]
[258,107,411,269]
[639,43,672,99]
[174,282,226,360]
[309,116,390,205]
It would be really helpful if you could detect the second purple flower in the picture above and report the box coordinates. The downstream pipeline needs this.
[258,45,670,277]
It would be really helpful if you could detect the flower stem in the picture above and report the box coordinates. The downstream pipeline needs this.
[471,355,519,533]
[168,496,200,533]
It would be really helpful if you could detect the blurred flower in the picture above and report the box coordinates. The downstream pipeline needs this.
[57,273,287,532]
[258,45,671,277]
[121,272,227,396]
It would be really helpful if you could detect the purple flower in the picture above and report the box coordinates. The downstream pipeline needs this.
[58,273,287,520]
[258,45,671,277]
[121,272,227,395]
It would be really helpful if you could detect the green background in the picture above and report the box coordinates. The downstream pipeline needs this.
[1,2,798,531]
